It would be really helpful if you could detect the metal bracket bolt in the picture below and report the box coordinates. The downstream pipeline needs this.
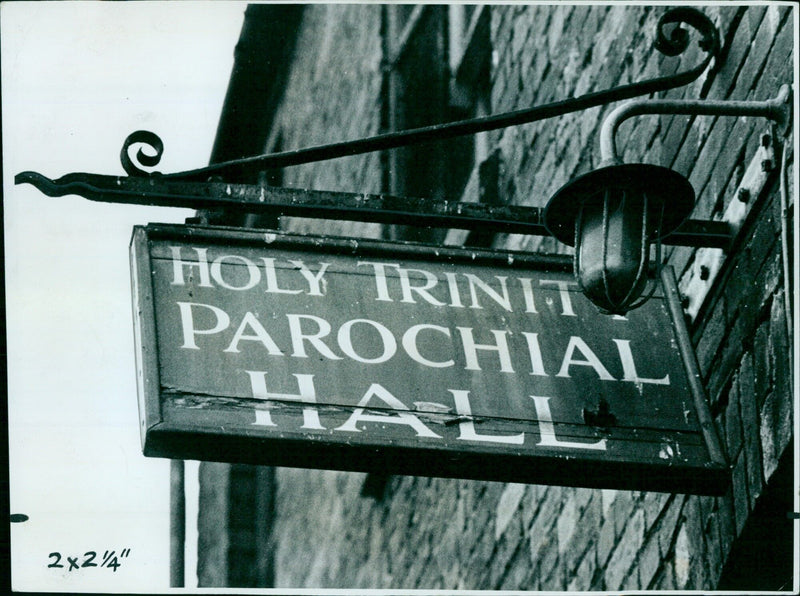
[761,133,775,171]
[737,187,750,203]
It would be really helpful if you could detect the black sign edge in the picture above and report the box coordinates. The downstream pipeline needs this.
[142,423,729,495]
[131,227,164,448]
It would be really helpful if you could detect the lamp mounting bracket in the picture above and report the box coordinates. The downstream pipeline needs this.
[600,85,792,165]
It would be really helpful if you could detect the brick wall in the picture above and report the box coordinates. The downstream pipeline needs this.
[267,4,385,239]
[197,4,794,590]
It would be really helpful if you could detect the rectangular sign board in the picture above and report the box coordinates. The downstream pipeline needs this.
[131,224,729,494]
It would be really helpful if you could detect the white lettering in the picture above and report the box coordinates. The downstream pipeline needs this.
[171,246,212,287]
[210,254,260,291]
[261,258,302,295]
[246,372,324,429]
[223,312,283,354]
[177,301,230,349]
[402,324,454,368]
[518,277,538,313]
[556,336,614,380]
[451,389,524,444]
[457,327,514,373]
[522,332,548,376]
[288,259,330,296]
[465,274,511,312]
[397,267,445,306]
[336,384,441,438]
[613,339,670,385]
[444,272,465,308]
[531,395,606,451]
[357,261,399,302]
[337,319,397,364]
[286,314,342,360]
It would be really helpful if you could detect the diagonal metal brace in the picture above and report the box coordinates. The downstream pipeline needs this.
[100,7,723,181]
[153,8,720,182]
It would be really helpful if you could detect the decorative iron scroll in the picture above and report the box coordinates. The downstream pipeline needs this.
[120,130,164,177]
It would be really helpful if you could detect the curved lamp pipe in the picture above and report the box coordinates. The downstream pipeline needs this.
[600,84,792,165]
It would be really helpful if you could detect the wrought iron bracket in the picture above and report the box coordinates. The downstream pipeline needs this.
[15,7,730,247]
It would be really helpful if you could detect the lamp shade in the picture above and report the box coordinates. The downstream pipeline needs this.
[544,164,695,314]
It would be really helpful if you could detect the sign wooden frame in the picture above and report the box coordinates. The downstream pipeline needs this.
[131,223,729,495]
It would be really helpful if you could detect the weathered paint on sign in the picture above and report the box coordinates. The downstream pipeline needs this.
[131,224,729,494]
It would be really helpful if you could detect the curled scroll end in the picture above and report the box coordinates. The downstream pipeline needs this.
[15,171,55,194]
[655,7,721,63]
[121,130,164,176]
[14,171,86,198]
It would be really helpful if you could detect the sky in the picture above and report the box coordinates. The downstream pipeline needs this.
[3,2,246,591]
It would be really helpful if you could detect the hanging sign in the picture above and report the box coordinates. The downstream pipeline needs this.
[131,224,728,494]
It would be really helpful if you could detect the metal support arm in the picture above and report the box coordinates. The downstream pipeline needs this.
[14,169,735,248]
